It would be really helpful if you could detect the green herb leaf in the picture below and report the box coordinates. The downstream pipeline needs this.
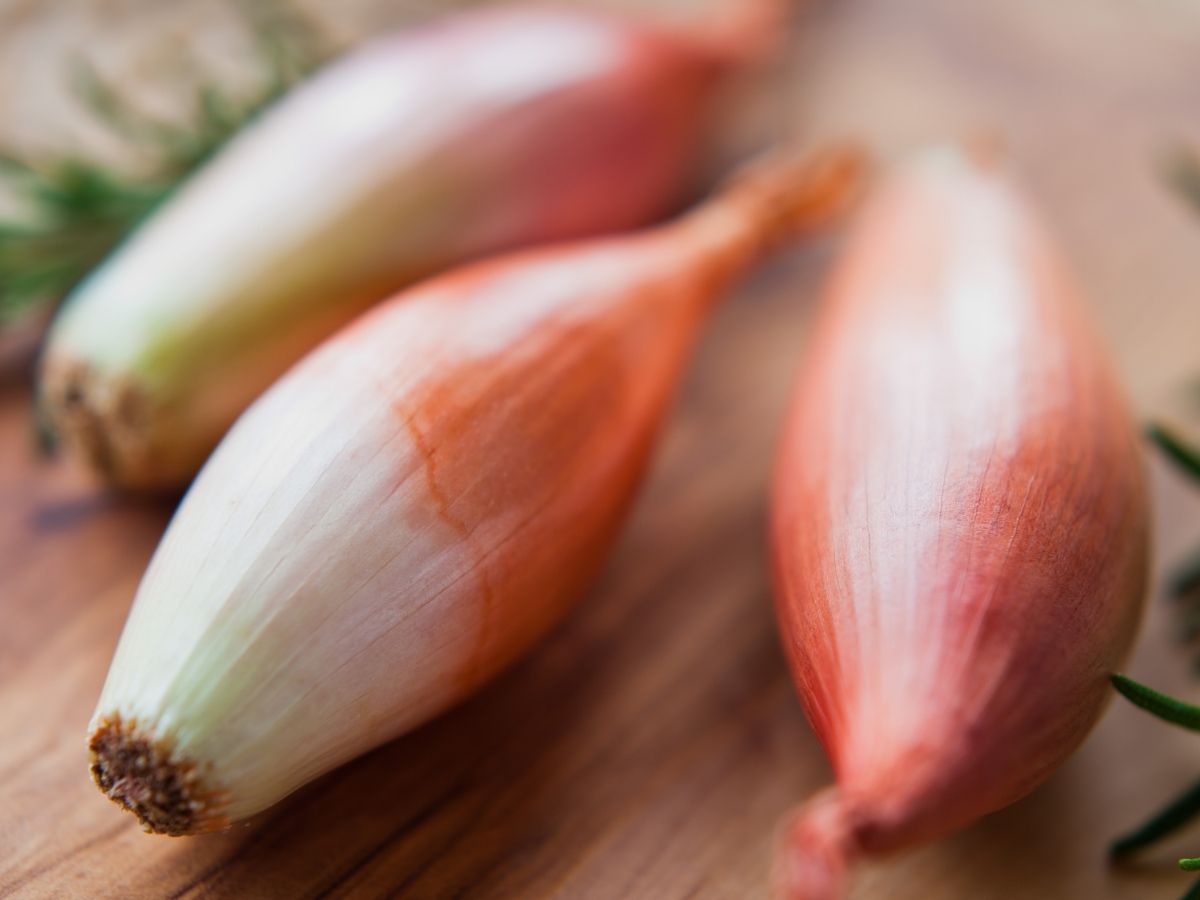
[1111,779,1200,859]
[1149,423,1200,482]
[1112,674,1200,730]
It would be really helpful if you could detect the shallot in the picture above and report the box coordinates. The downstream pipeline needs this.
[42,1,780,489]
[770,146,1148,898]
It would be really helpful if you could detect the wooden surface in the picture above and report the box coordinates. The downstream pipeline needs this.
[3,0,1200,897]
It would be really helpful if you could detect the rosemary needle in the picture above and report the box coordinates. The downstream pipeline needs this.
[1112,674,1200,731]
[1148,423,1200,483]
[1110,778,1200,860]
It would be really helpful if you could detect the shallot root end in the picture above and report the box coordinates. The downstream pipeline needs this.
[772,788,856,900]
[88,713,228,836]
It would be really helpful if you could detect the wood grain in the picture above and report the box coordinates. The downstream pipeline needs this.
[3,0,1200,898]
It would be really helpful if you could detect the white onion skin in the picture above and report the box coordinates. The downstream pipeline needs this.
[770,148,1148,898]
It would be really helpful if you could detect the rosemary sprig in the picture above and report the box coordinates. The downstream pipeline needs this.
[1120,144,1200,900]
[0,3,327,328]
[0,153,169,325]
[1111,674,1200,896]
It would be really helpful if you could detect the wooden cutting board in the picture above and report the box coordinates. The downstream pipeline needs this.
[3,0,1200,897]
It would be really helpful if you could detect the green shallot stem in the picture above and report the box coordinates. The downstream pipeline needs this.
[1183,859,1200,872]
[1148,424,1200,482]
[1112,674,1200,731]
[1111,779,1200,859]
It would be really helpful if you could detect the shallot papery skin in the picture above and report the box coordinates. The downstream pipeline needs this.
[41,2,778,490]
[87,149,862,836]
[770,148,1148,899]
